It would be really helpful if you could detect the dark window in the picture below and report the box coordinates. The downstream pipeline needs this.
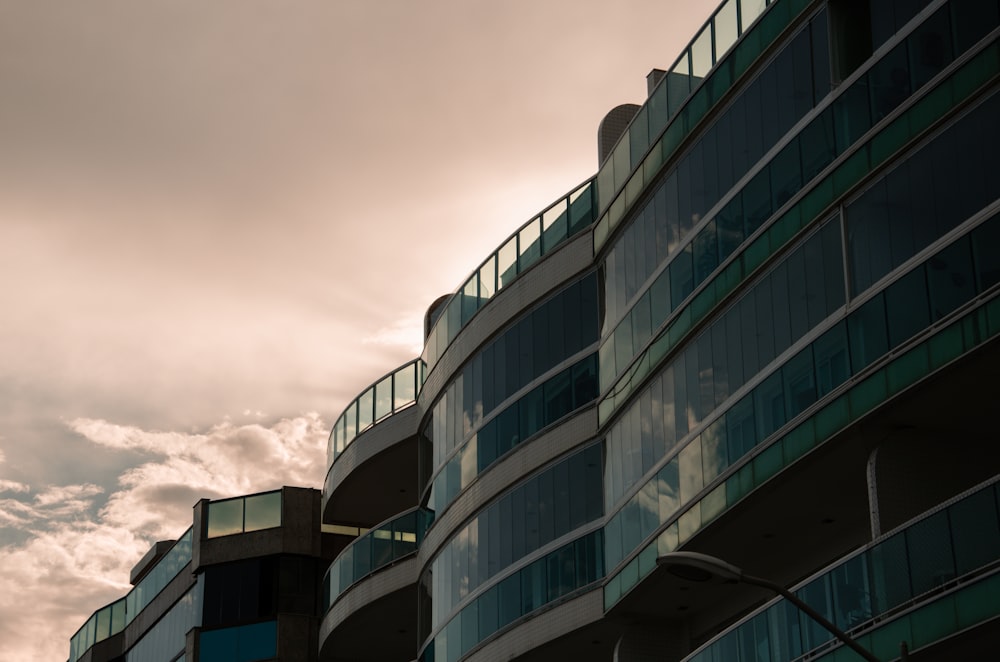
[848,292,889,373]
[202,558,275,628]
[670,244,694,305]
[885,268,930,348]
[926,236,975,321]
[830,0,873,83]
[869,42,911,123]
[973,213,1000,291]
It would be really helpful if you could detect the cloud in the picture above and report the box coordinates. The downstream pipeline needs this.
[0,484,103,529]
[0,413,328,661]
[362,315,425,356]
[0,479,29,494]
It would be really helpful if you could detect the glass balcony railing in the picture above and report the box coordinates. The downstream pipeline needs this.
[685,477,1000,662]
[421,179,597,373]
[205,490,282,538]
[321,507,432,614]
[69,528,193,662]
[67,596,126,662]
[327,359,423,467]
[594,0,785,249]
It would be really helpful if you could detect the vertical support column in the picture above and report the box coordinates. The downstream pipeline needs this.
[613,621,690,662]
[866,445,882,538]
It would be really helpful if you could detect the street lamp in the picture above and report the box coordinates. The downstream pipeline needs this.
[656,551,880,662]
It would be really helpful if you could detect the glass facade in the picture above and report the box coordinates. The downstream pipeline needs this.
[602,8,830,336]
[428,353,599,516]
[605,218,844,511]
[599,0,991,401]
[421,529,604,662]
[424,442,603,633]
[599,13,1000,426]
[595,0,791,215]
[605,208,1000,583]
[605,276,1000,612]
[425,273,600,473]
[126,581,202,662]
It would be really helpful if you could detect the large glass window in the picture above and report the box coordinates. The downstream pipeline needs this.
[605,219,844,508]
[604,207,1000,577]
[425,272,599,476]
[426,442,602,631]
[846,85,1000,298]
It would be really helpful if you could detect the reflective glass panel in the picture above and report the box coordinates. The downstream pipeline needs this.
[715,0,738,60]
[358,389,374,432]
[691,25,714,78]
[519,220,542,271]
[375,375,393,421]
[394,363,416,409]
[243,492,281,532]
[207,499,243,538]
[498,236,518,289]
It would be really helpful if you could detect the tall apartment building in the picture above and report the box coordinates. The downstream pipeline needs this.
[72,0,1000,660]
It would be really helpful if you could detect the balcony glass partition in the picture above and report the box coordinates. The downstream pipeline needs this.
[422,180,597,373]
[68,597,126,662]
[685,478,1000,662]
[205,491,282,538]
[328,359,423,467]
[322,507,431,613]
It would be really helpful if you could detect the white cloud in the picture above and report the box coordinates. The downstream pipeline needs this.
[0,413,328,661]
[362,315,425,356]
[0,479,29,494]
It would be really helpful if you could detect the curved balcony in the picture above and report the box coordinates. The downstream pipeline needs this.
[683,477,1000,661]
[322,507,430,612]
[421,178,597,375]
[325,360,423,527]
[327,359,422,467]
[319,508,431,662]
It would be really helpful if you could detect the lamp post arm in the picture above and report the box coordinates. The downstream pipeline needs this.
[741,574,880,662]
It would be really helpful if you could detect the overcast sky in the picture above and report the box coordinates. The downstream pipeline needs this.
[0,1,715,659]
